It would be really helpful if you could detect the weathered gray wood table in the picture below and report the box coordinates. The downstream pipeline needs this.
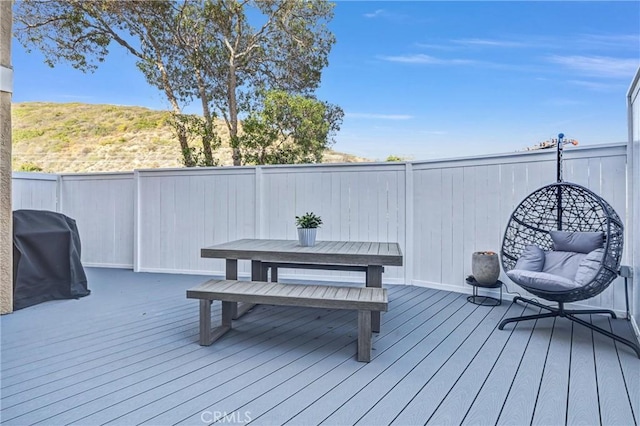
[201,239,403,332]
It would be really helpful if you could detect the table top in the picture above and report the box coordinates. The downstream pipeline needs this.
[201,239,403,266]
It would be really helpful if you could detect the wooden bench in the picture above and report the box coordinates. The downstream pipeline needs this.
[257,262,386,333]
[186,279,388,362]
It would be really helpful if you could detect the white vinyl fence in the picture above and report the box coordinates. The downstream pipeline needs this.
[11,143,632,315]
[628,68,640,331]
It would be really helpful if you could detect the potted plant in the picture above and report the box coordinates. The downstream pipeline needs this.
[471,251,500,284]
[295,212,322,247]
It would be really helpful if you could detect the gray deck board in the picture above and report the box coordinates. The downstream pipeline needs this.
[250,287,451,425]
[140,286,419,426]
[567,314,600,425]
[610,317,640,425]
[76,311,360,425]
[441,307,540,426]
[389,302,526,425]
[283,292,469,426]
[351,295,475,426]
[531,313,574,426]
[493,316,555,426]
[335,297,477,425]
[2,268,638,426]
[592,316,637,426]
[14,306,336,425]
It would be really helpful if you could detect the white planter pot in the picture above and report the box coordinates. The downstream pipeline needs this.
[297,228,317,247]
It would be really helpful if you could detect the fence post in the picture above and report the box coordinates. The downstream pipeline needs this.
[133,170,141,272]
[627,68,640,327]
[255,166,263,239]
[405,162,414,285]
[56,174,62,213]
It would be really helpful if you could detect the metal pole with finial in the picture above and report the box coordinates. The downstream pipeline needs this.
[523,133,578,229]
[557,133,565,229]
[557,133,565,183]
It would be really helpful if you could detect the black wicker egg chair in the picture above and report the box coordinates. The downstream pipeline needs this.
[499,135,639,358]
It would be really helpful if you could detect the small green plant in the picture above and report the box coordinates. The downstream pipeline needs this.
[295,212,322,229]
[16,162,43,172]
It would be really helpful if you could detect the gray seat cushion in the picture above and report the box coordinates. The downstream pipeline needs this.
[506,269,580,292]
[508,247,604,293]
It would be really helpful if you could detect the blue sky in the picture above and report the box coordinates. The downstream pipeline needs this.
[12,1,640,161]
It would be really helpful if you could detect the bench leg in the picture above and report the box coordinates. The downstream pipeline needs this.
[367,265,383,333]
[225,259,259,320]
[225,259,258,320]
[357,310,372,362]
[225,259,239,319]
[199,300,213,345]
[199,300,233,346]
[225,260,265,320]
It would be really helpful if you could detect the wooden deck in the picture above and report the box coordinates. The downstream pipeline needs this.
[1,268,638,425]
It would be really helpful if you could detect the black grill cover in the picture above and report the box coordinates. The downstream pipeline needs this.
[13,209,90,310]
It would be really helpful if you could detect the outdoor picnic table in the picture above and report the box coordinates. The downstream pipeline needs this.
[201,239,403,332]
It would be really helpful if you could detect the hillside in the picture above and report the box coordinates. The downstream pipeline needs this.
[11,102,369,173]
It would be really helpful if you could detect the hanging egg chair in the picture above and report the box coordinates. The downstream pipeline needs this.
[499,134,639,358]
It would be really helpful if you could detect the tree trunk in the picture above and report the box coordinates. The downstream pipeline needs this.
[176,127,195,167]
[227,63,241,166]
[146,33,195,167]
[196,69,214,165]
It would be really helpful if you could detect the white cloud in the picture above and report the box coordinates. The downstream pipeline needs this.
[451,38,530,48]
[543,98,585,107]
[421,130,447,135]
[346,112,413,120]
[362,9,415,22]
[547,55,639,79]
[567,79,625,92]
[414,43,456,51]
[379,54,475,65]
[364,9,385,19]
[577,34,640,50]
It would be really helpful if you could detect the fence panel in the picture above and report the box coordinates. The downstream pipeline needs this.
[11,173,58,211]
[410,144,628,313]
[135,168,257,275]
[10,143,631,314]
[260,164,406,283]
[629,69,640,327]
[59,173,135,268]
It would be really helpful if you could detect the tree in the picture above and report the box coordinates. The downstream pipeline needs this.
[238,90,343,165]
[14,0,337,166]
[197,0,336,165]
[15,0,220,167]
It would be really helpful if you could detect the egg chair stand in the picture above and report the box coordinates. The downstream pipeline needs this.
[499,297,640,358]
[499,134,640,358]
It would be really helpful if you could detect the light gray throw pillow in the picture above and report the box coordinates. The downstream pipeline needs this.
[549,230,604,254]
[574,248,605,286]
[542,251,586,281]
[514,245,545,272]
